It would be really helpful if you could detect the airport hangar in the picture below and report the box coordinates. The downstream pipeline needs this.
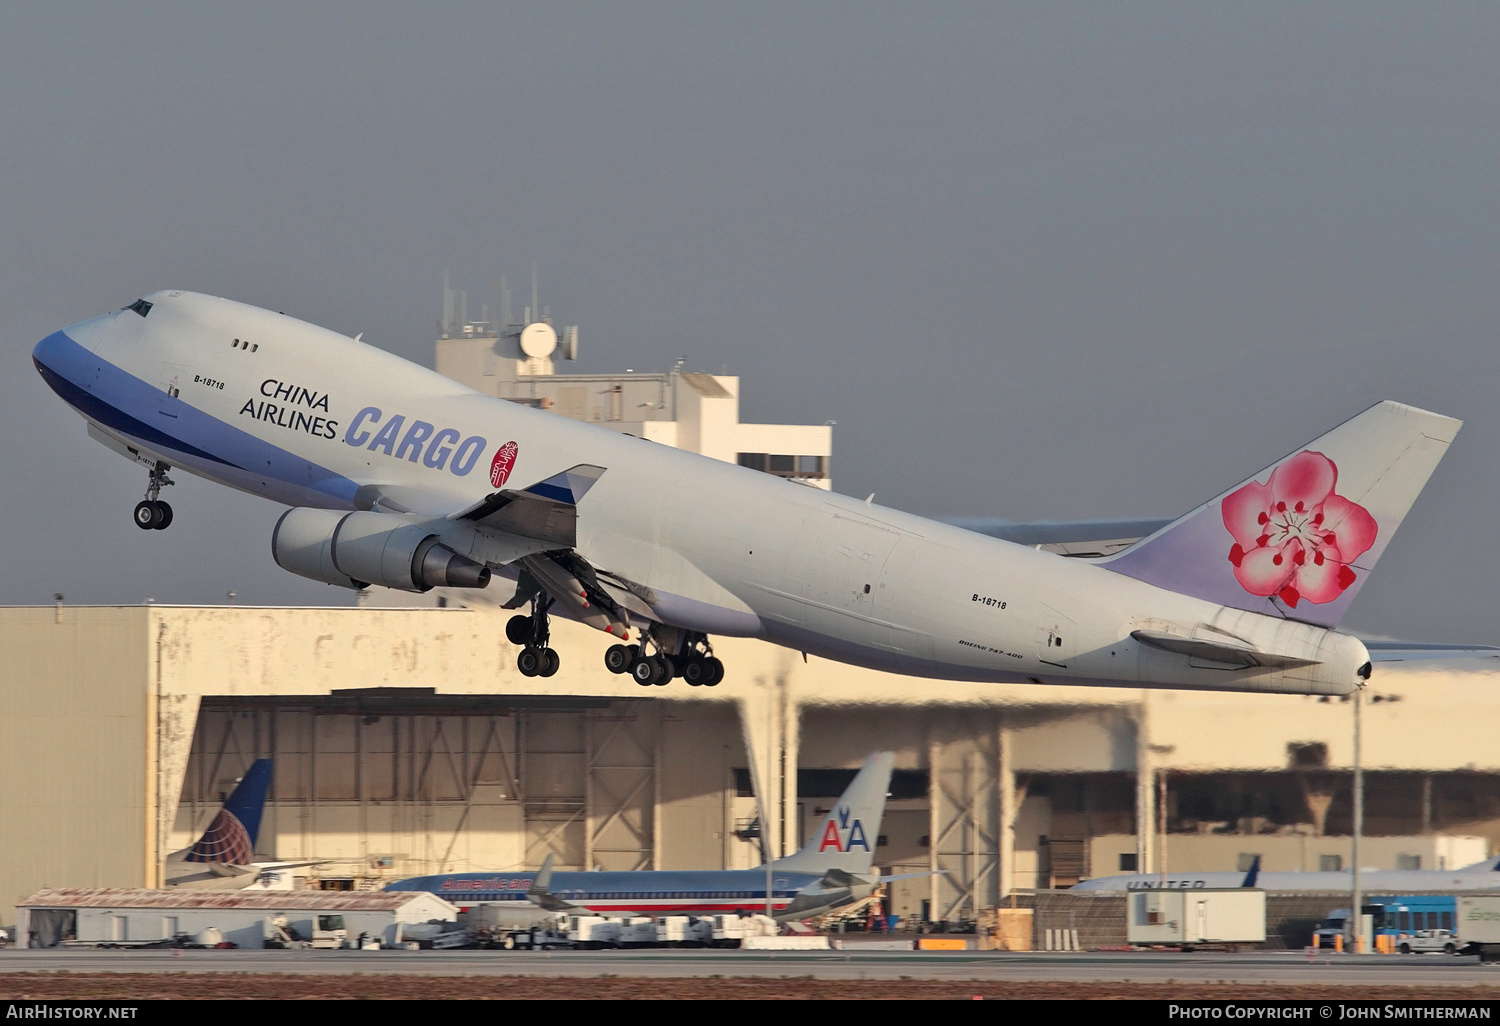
[3,288,1499,931]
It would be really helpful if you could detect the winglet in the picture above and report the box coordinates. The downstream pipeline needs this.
[454,465,607,523]
[520,464,607,505]
[1241,854,1261,888]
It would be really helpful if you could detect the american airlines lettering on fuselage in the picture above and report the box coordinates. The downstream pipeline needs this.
[32,291,1462,692]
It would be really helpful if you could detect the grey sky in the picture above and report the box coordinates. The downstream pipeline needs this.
[3,3,1495,642]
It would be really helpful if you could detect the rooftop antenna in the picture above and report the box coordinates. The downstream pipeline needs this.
[499,275,511,332]
[531,262,539,325]
[441,271,453,336]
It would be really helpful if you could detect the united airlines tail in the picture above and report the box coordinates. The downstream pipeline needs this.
[1103,401,1460,628]
[770,751,895,874]
[181,759,272,864]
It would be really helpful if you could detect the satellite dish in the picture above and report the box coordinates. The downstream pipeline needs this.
[519,322,558,358]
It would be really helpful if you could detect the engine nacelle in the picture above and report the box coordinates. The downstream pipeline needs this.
[272,508,491,593]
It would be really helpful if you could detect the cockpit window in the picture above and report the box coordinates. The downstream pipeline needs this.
[125,299,153,317]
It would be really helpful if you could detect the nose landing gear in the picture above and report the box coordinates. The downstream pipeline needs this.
[133,462,174,530]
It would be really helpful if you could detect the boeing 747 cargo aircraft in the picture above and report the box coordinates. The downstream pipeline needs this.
[34,292,1460,694]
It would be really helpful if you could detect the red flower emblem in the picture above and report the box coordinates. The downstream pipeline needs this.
[1221,451,1377,608]
[489,440,518,488]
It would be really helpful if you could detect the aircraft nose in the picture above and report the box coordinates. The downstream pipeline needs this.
[32,329,73,378]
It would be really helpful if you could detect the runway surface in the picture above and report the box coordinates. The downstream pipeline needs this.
[4,948,1500,985]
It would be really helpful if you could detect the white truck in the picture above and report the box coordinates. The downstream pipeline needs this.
[1456,897,1500,962]
[1396,929,1459,955]
[709,913,779,948]
[656,916,713,947]
[1127,889,1266,950]
[567,915,622,949]
[618,917,659,948]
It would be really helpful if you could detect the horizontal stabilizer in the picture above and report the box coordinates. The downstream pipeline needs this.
[1362,640,1500,663]
[1103,401,1461,628]
[1130,629,1320,669]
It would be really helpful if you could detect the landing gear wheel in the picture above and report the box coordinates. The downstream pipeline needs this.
[133,501,158,530]
[631,656,663,687]
[506,615,532,645]
[683,659,706,686]
[152,501,173,530]
[604,644,635,675]
[517,648,542,677]
[656,655,676,685]
[701,657,724,686]
[539,648,560,677]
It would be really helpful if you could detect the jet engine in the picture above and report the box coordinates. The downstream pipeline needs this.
[272,508,491,593]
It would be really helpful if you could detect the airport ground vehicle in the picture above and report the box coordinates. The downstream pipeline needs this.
[709,913,779,947]
[1313,896,1456,949]
[1397,929,1458,954]
[1126,889,1266,949]
[1457,896,1500,961]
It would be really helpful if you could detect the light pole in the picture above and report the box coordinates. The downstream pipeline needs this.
[765,684,775,919]
[1351,688,1364,953]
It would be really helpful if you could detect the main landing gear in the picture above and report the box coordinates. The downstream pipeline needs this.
[133,462,174,531]
[507,602,559,678]
[605,631,724,688]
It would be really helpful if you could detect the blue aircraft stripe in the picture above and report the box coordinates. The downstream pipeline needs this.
[35,331,360,505]
[525,481,575,504]
[34,349,231,469]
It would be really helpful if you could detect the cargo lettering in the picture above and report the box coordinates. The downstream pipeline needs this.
[344,406,487,476]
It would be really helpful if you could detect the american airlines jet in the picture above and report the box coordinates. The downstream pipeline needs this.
[33,292,1460,694]
[388,752,898,921]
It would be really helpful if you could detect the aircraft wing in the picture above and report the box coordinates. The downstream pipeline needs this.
[936,517,1174,557]
[452,464,607,548]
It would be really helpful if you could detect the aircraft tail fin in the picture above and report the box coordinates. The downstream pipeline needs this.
[1101,401,1460,628]
[770,752,895,874]
[183,759,272,864]
[1240,854,1261,888]
[525,853,577,912]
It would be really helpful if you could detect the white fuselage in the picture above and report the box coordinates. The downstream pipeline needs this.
[34,292,1368,695]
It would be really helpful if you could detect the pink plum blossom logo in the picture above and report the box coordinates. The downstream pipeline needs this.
[1221,450,1377,608]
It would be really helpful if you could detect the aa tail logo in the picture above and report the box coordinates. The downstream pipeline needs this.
[818,803,871,853]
